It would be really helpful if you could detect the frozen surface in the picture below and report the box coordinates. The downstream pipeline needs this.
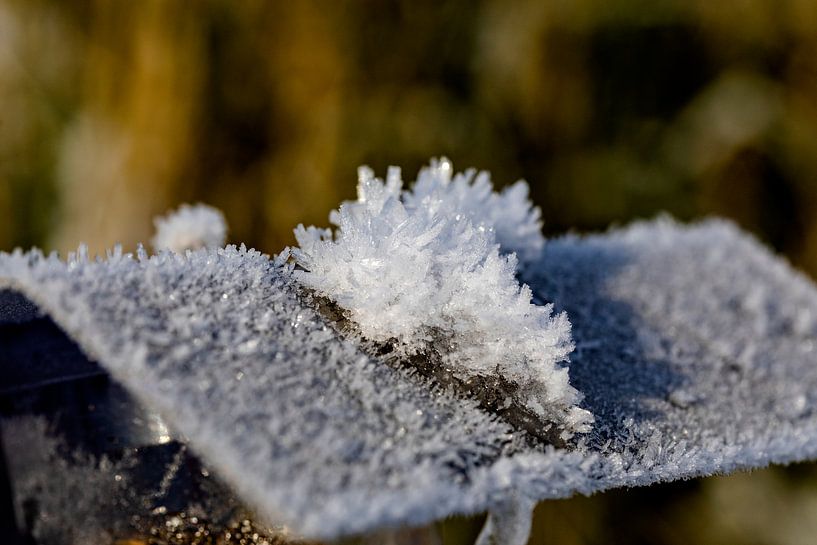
[152,203,228,253]
[3,218,817,539]
[293,160,589,437]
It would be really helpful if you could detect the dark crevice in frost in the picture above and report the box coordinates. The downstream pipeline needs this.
[302,289,569,449]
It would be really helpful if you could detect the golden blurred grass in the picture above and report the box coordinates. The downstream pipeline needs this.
[5,1,817,544]
[4,0,817,268]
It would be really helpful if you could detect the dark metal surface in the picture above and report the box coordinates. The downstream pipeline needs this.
[0,295,105,396]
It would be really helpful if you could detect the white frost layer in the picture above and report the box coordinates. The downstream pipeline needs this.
[293,159,590,437]
[152,203,228,253]
[6,219,817,540]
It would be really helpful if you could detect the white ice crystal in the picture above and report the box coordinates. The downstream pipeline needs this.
[405,158,545,265]
[292,159,592,438]
[152,203,227,253]
[325,158,545,266]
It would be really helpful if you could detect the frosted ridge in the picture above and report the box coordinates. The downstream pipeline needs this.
[152,203,228,253]
[4,218,817,539]
[292,159,590,438]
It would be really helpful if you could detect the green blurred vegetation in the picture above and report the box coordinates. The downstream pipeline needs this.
[4,0,817,543]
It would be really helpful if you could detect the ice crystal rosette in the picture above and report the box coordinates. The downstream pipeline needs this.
[292,158,593,440]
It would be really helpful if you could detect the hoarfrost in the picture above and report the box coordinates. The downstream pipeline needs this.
[6,217,817,542]
[292,159,592,438]
[406,158,545,265]
[152,203,227,253]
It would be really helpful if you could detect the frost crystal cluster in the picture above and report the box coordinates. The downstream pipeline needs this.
[152,203,228,253]
[404,158,545,265]
[293,159,592,438]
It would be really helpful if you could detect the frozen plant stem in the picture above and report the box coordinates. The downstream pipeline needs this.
[292,158,593,441]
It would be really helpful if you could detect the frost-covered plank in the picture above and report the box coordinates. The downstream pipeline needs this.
[2,218,817,539]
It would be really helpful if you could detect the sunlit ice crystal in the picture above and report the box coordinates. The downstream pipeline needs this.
[406,157,545,266]
[292,158,593,439]
[152,203,228,253]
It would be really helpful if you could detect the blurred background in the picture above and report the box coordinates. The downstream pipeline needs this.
[3,0,817,543]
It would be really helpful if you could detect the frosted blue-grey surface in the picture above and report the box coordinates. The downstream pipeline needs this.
[3,218,817,539]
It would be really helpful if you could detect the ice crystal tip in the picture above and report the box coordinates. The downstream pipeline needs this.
[152,203,227,253]
[292,158,591,437]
